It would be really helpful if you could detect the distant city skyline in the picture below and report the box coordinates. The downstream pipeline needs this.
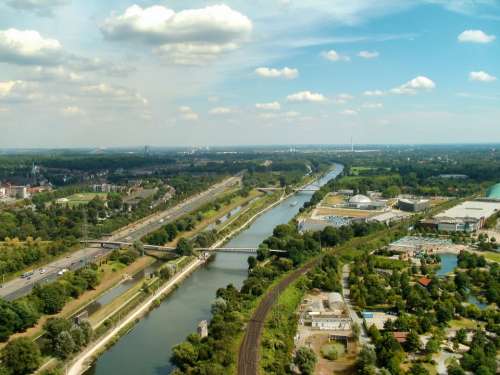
[0,0,499,147]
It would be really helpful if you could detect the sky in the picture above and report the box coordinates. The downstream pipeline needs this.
[0,0,499,148]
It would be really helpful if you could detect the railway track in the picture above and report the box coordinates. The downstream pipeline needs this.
[237,257,320,375]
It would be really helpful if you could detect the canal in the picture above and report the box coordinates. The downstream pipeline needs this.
[84,165,343,375]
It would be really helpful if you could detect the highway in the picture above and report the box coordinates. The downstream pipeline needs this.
[0,176,240,301]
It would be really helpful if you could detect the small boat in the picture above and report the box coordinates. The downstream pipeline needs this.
[290,201,298,207]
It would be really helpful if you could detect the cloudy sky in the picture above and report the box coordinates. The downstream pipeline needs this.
[0,0,499,148]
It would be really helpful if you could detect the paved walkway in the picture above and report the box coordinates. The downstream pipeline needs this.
[67,258,204,375]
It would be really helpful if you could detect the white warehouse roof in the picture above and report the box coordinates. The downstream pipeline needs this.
[435,200,500,220]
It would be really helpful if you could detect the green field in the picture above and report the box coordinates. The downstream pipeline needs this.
[56,192,107,207]
[483,251,500,263]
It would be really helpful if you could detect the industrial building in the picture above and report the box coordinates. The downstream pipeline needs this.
[311,315,352,331]
[0,184,29,199]
[398,198,430,212]
[425,200,500,232]
[389,236,453,259]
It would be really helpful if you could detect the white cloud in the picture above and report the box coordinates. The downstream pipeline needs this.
[0,28,62,65]
[101,4,252,64]
[81,83,148,106]
[469,71,497,82]
[335,93,354,104]
[155,42,239,65]
[362,102,383,109]
[256,101,281,110]
[284,111,300,118]
[61,106,84,116]
[0,80,39,102]
[358,50,379,59]
[258,110,301,120]
[178,106,199,121]
[287,91,326,103]
[6,0,69,16]
[209,106,232,115]
[255,67,298,79]
[458,30,496,44]
[30,66,84,82]
[322,50,350,62]
[363,90,385,96]
[391,76,436,95]
[340,109,358,116]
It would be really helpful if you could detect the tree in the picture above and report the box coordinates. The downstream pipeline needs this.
[447,360,465,375]
[356,346,377,374]
[405,330,421,353]
[294,347,316,375]
[176,238,193,256]
[43,318,72,343]
[171,342,198,371]
[247,256,257,270]
[408,363,430,375]
[455,328,467,344]
[2,337,41,375]
[35,283,67,314]
[256,245,270,261]
[133,240,144,256]
[54,331,76,359]
[425,337,440,354]
[352,322,361,341]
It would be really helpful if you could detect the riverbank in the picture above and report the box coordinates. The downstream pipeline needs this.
[67,256,205,375]
[66,185,295,375]
[79,165,343,375]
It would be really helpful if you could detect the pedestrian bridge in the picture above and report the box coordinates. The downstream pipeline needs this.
[81,240,287,254]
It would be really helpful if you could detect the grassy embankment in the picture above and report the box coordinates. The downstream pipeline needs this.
[0,256,156,349]
[260,278,306,373]
[166,188,262,246]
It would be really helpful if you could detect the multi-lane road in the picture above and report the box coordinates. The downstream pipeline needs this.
[0,176,241,301]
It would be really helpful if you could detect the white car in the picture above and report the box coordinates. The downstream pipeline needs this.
[39,268,46,274]
[57,268,68,276]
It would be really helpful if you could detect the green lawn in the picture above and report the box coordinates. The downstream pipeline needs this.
[55,192,107,207]
[483,251,500,263]
[449,318,482,329]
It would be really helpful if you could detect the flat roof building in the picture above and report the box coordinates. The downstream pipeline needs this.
[398,198,430,212]
[389,236,453,258]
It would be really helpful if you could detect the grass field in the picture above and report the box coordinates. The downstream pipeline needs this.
[56,192,107,207]
[323,193,346,205]
[483,251,500,263]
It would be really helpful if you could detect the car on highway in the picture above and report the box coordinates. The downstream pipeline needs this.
[21,271,34,279]
[57,268,69,276]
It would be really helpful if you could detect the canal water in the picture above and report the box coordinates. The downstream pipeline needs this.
[84,165,343,375]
